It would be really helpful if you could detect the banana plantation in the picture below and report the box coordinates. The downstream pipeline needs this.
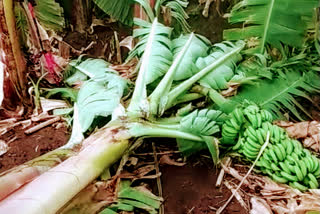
[0,0,319,213]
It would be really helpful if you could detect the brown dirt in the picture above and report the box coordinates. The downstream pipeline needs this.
[187,0,234,43]
[161,164,248,214]
[63,23,131,64]
[0,124,69,173]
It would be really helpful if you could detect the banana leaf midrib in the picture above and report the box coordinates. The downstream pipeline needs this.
[260,0,275,53]
[259,78,300,107]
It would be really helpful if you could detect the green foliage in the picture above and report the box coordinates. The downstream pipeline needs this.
[93,0,134,25]
[46,87,78,102]
[230,70,320,120]
[159,0,190,32]
[177,109,226,164]
[14,3,28,46]
[76,74,127,132]
[93,0,189,30]
[224,0,319,53]
[64,58,116,85]
[128,19,173,84]
[100,180,162,214]
[34,0,65,31]
[196,42,243,90]
[232,54,273,81]
[172,34,211,80]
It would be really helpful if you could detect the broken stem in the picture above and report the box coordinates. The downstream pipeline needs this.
[24,116,60,135]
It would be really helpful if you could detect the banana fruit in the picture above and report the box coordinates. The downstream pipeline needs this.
[222,103,320,191]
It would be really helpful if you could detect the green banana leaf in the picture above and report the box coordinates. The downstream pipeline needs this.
[34,0,65,31]
[196,42,242,90]
[93,0,134,25]
[76,73,127,132]
[64,58,116,85]
[224,0,319,52]
[128,18,173,85]
[231,70,320,120]
[172,34,211,81]
[177,109,226,164]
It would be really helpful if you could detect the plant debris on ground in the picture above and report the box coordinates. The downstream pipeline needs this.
[0,0,319,213]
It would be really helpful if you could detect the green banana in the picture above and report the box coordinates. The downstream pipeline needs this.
[243,145,258,159]
[279,162,291,174]
[294,165,304,181]
[281,171,298,182]
[308,173,318,185]
[243,149,257,160]
[222,125,238,135]
[246,113,258,128]
[233,137,244,150]
[229,118,241,130]
[245,126,259,142]
[289,181,308,191]
[274,144,284,161]
[232,108,244,124]
[263,152,272,162]
[311,156,319,173]
[256,113,262,128]
[246,137,261,150]
[266,147,278,163]
[277,144,286,161]
[271,162,281,171]
[259,158,272,170]
[285,139,294,155]
[224,104,320,191]
[284,160,296,174]
[308,180,319,189]
[272,173,288,183]
[298,160,307,177]
[256,129,265,145]
[244,143,260,153]
[303,157,313,172]
[260,109,273,122]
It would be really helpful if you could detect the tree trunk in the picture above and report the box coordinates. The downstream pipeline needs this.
[71,0,91,33]
[0,0,28,112]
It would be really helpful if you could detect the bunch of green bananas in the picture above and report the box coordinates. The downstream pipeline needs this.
[221,103,320,191]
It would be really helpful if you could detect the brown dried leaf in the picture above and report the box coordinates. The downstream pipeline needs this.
[125,157,138,167]
[275,120,320,152]
[159,154,186,166]
[216,157,231,187]
[224,180,248,211]
[40,97,69,113]
[250,197,272,214]
[119,36,134,51]
[59,178,119,214]
[110,58,138,80]
[0,140,8,156]
[119,165,156,181]
[221,82,240,97]
[222,165,250,186]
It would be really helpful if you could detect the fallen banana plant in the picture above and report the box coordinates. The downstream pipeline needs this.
[221,102,320,191]
[0,19,245,213]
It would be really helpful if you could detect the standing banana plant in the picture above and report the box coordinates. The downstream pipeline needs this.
[0,19,245,213]
[0,0,28,111]
[93,0,190,31]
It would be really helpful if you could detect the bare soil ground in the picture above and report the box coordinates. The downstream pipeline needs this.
[0,124,69,173]
[161,164,247,214]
